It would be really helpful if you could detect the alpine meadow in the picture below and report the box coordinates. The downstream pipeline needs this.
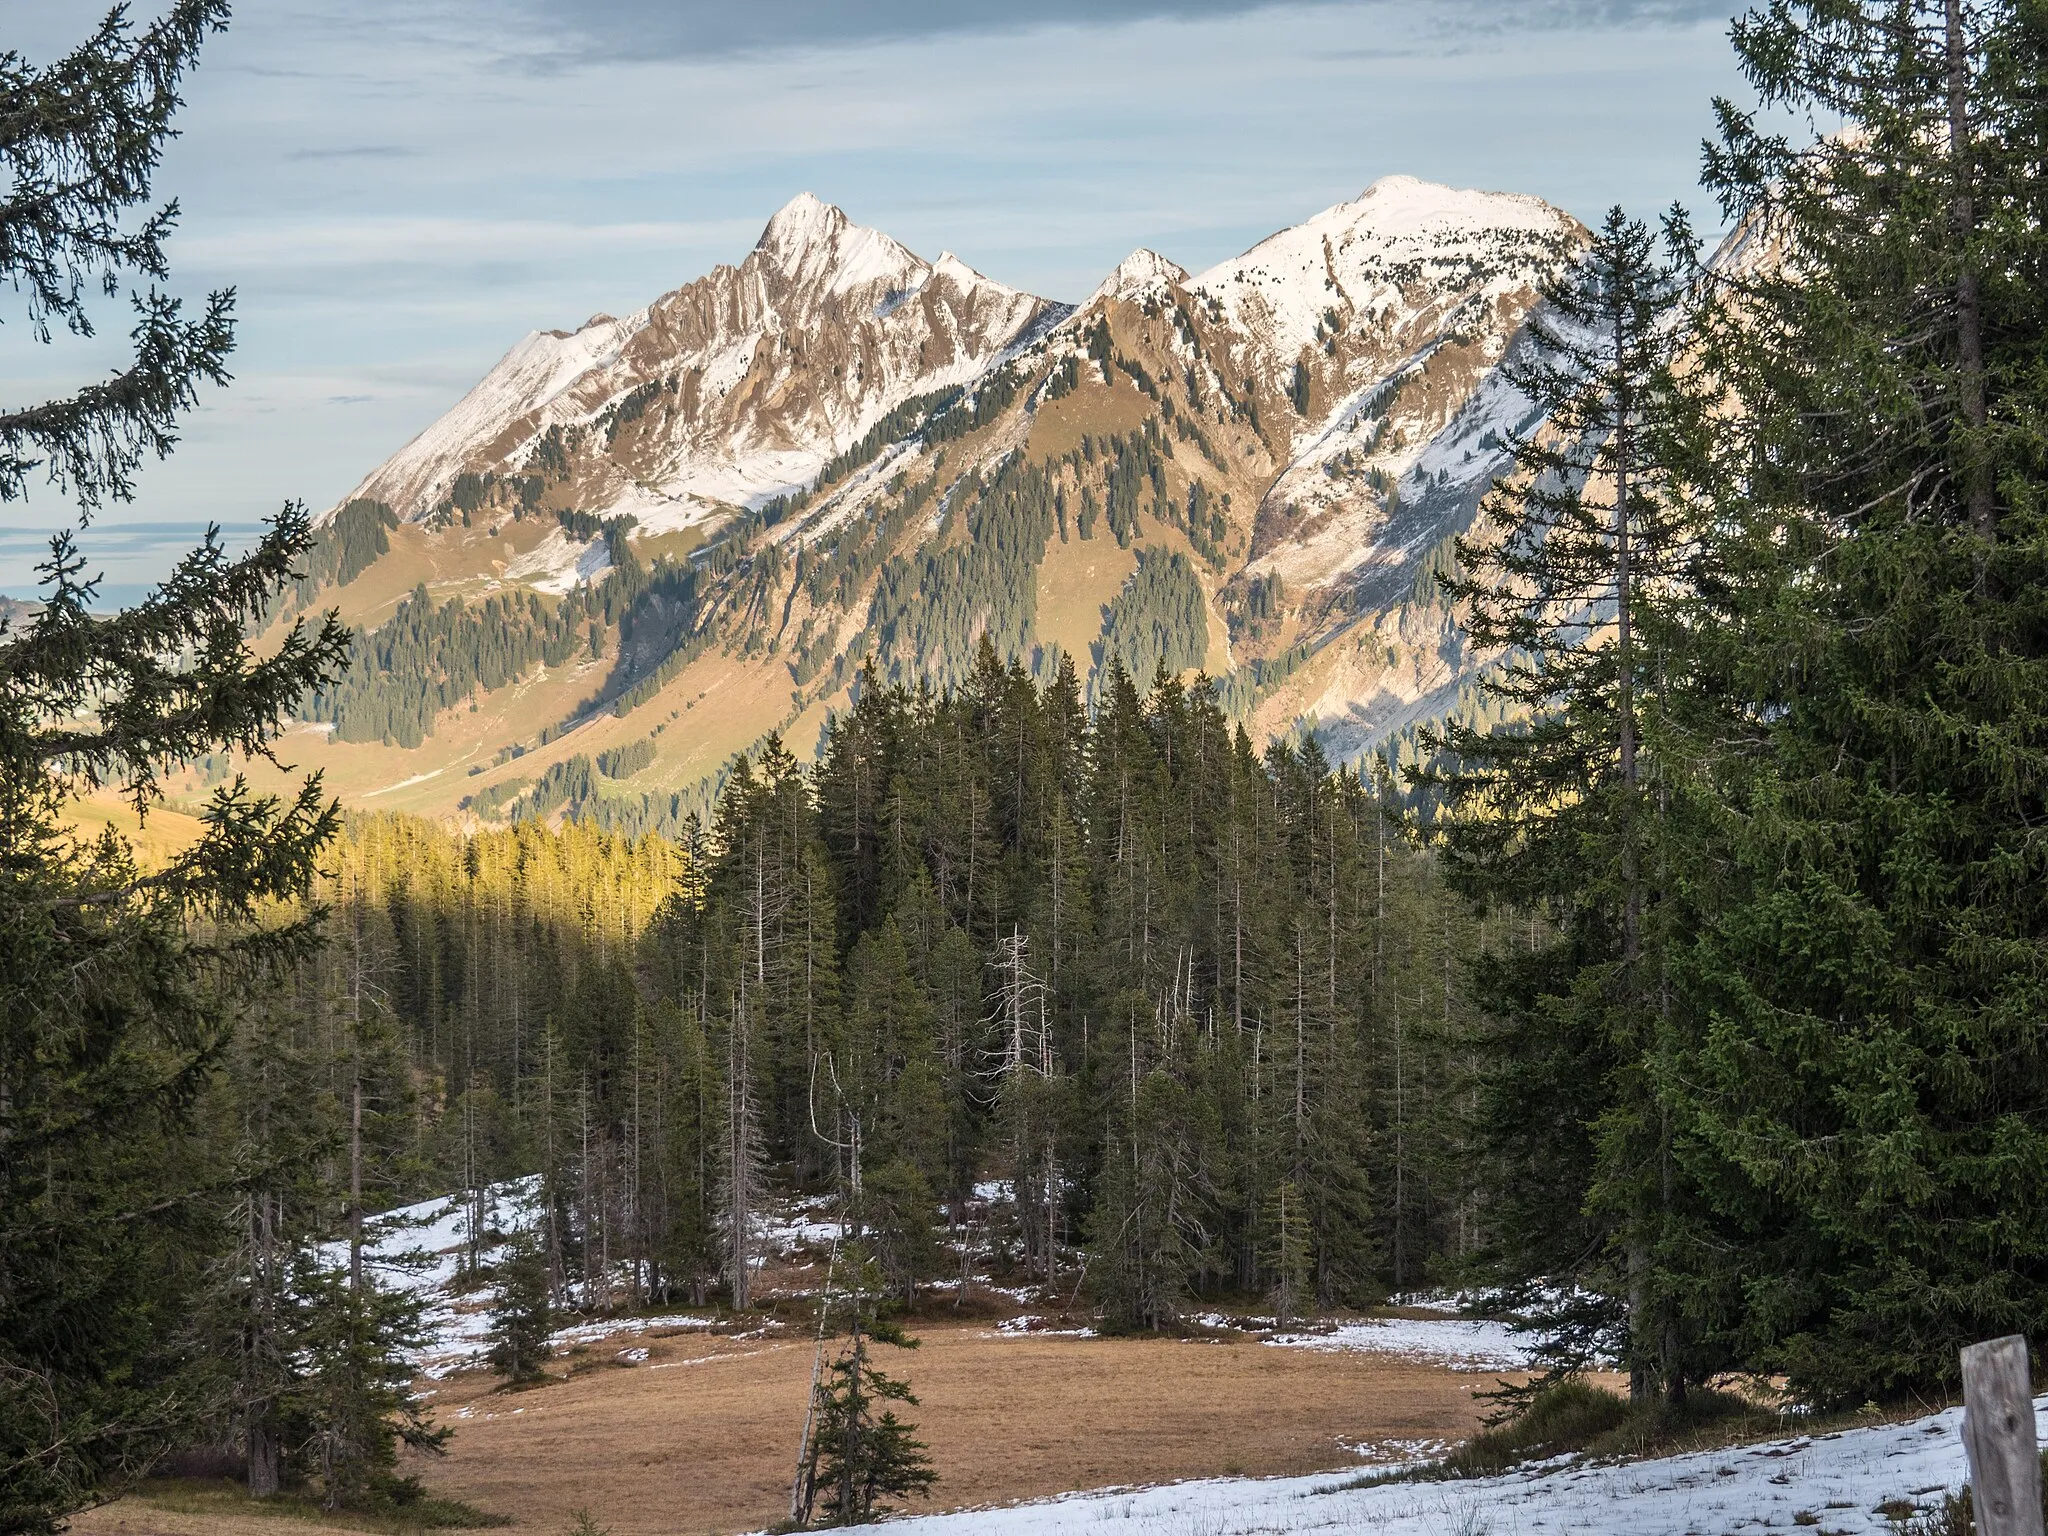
[5,2,2048,1534]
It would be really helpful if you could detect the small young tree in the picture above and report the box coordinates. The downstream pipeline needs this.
[796,1246,936,1527]
[857,1159,942,1308]
[1263,1181,1314,1330]
[287,1250,449,1512]
[486,1234,555,1385]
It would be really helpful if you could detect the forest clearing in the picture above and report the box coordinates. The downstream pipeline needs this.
[70,1316,1509,1536]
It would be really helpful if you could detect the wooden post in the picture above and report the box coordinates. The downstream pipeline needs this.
[1962,1335,2043,1536]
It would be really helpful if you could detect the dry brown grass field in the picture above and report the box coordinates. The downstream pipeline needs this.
[70,1321,1509,1536]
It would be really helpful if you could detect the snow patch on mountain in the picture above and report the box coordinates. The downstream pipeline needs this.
[341,310,647,523]
[505,527,611,594]
[600,482,725,537]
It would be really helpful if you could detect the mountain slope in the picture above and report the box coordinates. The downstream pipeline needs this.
[244,181,1581,829]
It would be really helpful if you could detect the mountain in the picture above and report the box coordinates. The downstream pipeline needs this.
[243,179,1582,831]
[349,191,1059,533]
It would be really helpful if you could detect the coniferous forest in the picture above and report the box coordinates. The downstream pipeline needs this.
[271,653,1483,1332]
[6,0,2048,1532]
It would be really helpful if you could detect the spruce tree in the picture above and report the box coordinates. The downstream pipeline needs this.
[288,1250,448,1511]
[1263,1181,1313,1329]
[796,1246,936,1527]
[486,1234,554,1384]
[1658,0,2048,1403]
[1421,204,1701,1400]
[0,6,351,1529]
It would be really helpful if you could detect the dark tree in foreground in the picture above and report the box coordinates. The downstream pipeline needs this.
[287,1253,447,1512]
[796,1248,936,1527]
[0,2,236,515]
[1660,0,2048,1404]
[0,5,352,1531]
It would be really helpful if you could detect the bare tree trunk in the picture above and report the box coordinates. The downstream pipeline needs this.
[247,1183,281,1498]
[1945,0,1993,551]
[1615,303,1640,972]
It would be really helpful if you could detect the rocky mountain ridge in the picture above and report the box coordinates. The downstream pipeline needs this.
[269,177,1583,832]
[350,191,1061,530]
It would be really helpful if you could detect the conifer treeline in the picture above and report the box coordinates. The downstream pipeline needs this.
[293,644,1495,1321]
[1414,0,2048,1410]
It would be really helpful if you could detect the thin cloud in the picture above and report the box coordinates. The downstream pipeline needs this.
[527,0,1292,59]
[522,0,1734,60]
[175,216,762,271]
[287,145,421,162]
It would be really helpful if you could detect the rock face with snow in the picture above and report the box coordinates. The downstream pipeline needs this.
[1047,175,1580,755]
[347,192,1061,527]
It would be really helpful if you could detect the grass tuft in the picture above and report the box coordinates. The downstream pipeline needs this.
[1343,1377,1783,1490]
[1438,1379,1632,1477]
[136,1477,511,1532]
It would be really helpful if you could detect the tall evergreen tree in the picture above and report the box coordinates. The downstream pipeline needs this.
[1657,0,2048,1403]
[1421,204,1701,1400]
[0,7,351,1529]
[486,1235,554,1385]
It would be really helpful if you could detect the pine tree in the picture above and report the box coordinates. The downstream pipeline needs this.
[287,1249,448,1512]
[1653,0,2048,1404]
[796,1247,937,1527]
[1263,1181,1314,1329]
[204,982,335,1499]
[856,1160,942,1307]
[486,1234,554,1384]
[0,7,351,1529]
[987,928,1066,1285]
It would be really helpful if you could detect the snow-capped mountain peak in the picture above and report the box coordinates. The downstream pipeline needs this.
[344,192,1056,526]
[931,249,1012,296]
[1090,248,1191,306]
[1188,175,1577,386]
[758,190,842,251]
[753,191,924,298]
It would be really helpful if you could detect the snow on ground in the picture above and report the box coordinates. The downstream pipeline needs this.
[757,1194,843,1255]
[321,1179,544,1377]
[1390,1291,1485,1315]
[992,1316,1098,1340]
[878,1400,2039,1536]
[328,1179,721,1375]
[1265,1318,1534,1373]
[548,1313,719,1349]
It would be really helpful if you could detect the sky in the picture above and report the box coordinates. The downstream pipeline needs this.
[1,0,1748,599]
